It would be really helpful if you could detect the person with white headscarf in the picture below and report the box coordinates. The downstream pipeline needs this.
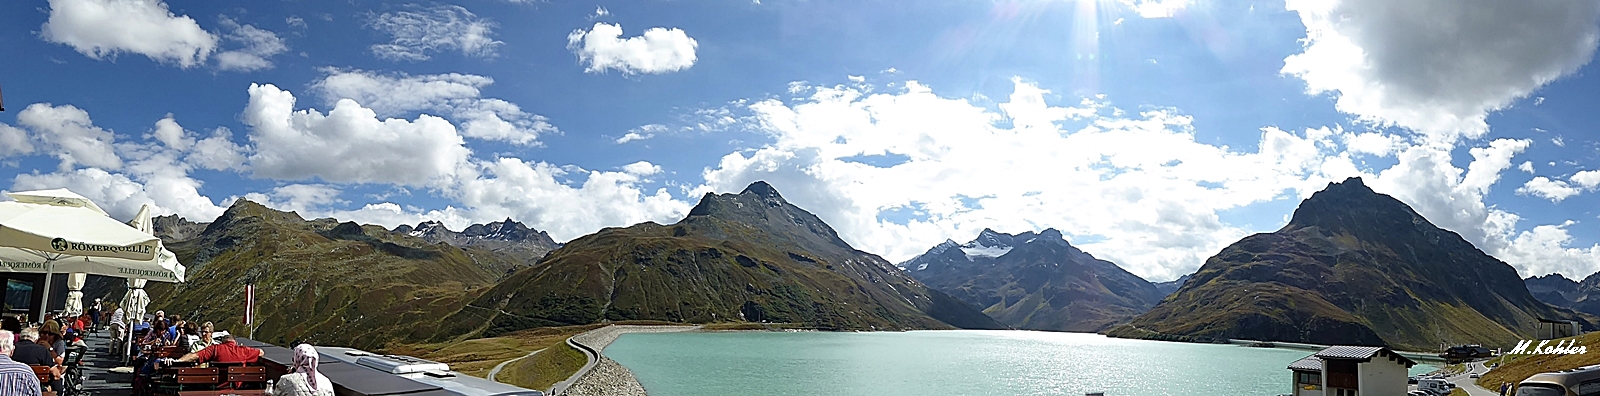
[271,344,332,396]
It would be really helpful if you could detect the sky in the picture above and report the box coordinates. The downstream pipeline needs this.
[1,0,1598,283]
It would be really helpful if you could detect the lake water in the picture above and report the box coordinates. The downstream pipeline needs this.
[606,330,1438,396]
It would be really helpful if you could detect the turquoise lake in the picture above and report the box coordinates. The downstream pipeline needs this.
[605,330,1438,396]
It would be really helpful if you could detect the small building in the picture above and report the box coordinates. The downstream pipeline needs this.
[1537,318,1581,340]
[1287,345,1417,396]
[1440,344,1494,363]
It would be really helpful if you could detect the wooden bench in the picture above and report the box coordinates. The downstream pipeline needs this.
[225,366,267,390]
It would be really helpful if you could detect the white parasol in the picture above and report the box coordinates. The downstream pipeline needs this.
[0,190,184,320]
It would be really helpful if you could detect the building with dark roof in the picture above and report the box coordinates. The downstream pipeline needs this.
[1287,346,1416,396]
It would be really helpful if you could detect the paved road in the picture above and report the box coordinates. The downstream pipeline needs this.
[1446,361,1500,396]
[487,347,546,383]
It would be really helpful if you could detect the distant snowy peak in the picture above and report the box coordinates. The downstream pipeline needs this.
[392,218,558,246]
[972,228,1013,248]
[408,220,447,237]
[928,239,960,255]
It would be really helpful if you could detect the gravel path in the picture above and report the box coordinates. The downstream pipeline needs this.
[558,325,699,396]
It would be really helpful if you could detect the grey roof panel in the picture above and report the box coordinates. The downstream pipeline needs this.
[1287,356,1323,371]
[1314,346,1385,360]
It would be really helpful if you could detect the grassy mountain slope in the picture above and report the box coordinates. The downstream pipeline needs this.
[446,181,1004,337]
[1107,177,1590,351]
[137,200,526,349]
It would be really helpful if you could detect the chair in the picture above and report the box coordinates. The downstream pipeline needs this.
[225,365,267,390]
[30,365,55,396]
[151,366,221,396]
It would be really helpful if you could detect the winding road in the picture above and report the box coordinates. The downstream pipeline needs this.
[1445,361,1498,396]
[486,347,546,383]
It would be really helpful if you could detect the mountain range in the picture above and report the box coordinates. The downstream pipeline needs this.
[900,228,1163,332]
[1105,177,1591,351]
[392,219,562,270]
[84,202,565,349]
[1525,273,1600,317]
[78,177,1590,353]
[443,181,1004,338]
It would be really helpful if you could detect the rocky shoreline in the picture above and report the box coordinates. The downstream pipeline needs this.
[561,325,700,396]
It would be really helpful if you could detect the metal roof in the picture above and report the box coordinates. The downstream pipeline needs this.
[1287,356,1323,371]
[1315,345,1386,359]
[1311,345,1417,368]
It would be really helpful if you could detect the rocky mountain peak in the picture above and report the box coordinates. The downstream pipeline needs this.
[741,180,785,201]
[152,214,208,243]
[1284,177,1434,238]
[682,182,851,252]
[1037,228,1065,242]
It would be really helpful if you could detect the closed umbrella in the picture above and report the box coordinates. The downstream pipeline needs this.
[0,189,184,320]
[63,272,86,317]
[121,278,149,364]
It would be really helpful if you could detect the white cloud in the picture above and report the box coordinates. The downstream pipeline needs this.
[447,158,691,241]
[621,161,662,176]
[41,0,218,68]
[241,83,473,187]
[589,6,610,20]
[1574,170,1600,189]
[215,17,289,72]
[1518,177,1583,202]
[568,23,698,75]
[10,114,228,222]
[615,124,666,144]
[188,127,248,171]
[1496,222,1600,279]
[16,103,123,171]
[1519,161,1536,174]
[308,69,554,145]
[286,16,307,30]
[1282,0,1600,143]
[1340,131,1406,157]
[694,79,1355,281]
[1553,136,1567,147]
[367,5,501,61]
[0,123,35,158]
[242,184,344,215]
[1118,0,1189,18]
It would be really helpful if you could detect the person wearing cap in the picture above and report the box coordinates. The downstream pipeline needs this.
[86,299,101,333]
[0,330,43,396]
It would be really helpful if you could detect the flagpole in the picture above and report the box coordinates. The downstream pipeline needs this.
[245,284,254,340]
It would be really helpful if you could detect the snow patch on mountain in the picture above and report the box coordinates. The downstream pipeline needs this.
[961,245,1013,259]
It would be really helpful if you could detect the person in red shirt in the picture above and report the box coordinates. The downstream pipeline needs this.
[162,332,262,365]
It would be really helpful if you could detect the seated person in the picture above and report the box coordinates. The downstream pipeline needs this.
[271,344,333,396]
[14,328,62,393]
[71,314,89,333]
[200,322,217,346]
[37,328,65,365]
[140,319,168,348]
[0,330,41,396]
[162,332,262,366]
[179,323,206,355]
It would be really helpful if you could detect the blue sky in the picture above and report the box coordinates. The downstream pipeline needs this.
[2,0,1598,282]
